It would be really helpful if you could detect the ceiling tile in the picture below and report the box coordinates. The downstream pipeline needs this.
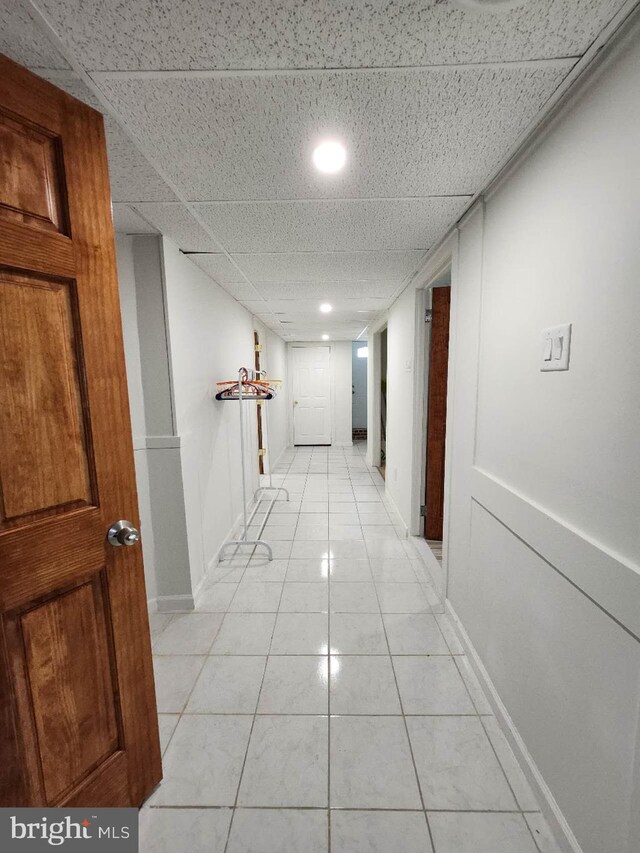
[254,281,398,299]
[40,73,177,202]
[131,204,217,251]
[112,204,159,234]
[35,0,625,69]
[0,4,69,69]
[94,64,573,200]
[186,253,248,283]
[230,251,425,283]
[105,126,177,202]
[216,282,260,301]
[194,197,469,252]
[247,298,386,313]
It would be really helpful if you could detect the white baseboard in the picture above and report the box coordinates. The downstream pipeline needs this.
[382,487,409,538]
[156,593,194,612]
[445,600,583,853]
[410,535,446,598]
[147,597,157,613]
[333,440,353,447]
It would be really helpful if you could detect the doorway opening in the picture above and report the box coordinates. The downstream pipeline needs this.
[379,327,388,480]
[422,271,451,564]
[352,341,368,444]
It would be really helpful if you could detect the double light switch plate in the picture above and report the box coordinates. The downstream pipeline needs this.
[541,323,572,371]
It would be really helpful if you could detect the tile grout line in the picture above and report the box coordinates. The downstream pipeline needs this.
[149,606,227,804]
[221,540,287,853]
[216,451,296,847]
[371,555,438,853]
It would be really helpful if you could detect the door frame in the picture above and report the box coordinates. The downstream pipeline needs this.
[287,343,333,446]
[365,320,388,470]
[410,237,458,599]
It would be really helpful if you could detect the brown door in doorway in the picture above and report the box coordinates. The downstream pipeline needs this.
[0,56,161,806]
[254,330,265,474]
[424,286,451,541]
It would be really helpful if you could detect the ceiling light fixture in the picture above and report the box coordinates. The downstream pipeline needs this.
[320,303,333,313]
[322,334,330,340]
[312,140,347,174]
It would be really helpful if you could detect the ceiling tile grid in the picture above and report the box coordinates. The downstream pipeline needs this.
[227,251,428,283]
[94,65,574,201]
[193,197,471,253]
[0,0,627,339]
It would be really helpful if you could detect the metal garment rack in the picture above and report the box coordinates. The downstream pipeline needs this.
[216,367,289,562]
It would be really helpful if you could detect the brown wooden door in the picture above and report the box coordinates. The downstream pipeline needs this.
[424,286,451,541]
[0,55,161,807]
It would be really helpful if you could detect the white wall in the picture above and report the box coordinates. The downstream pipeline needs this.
[352,341,368,429]
[160,241,289,594]
[385,283,425,530]
[161,239,262,595]
[383,23,640,853]
[288,341,352,446]
[115,235,289,606]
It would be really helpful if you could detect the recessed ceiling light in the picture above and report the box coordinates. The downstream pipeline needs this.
[312,140,347,174]
[320,303,333,313]
[322,334,330,340]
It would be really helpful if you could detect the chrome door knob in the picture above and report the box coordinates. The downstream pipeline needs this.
[107,520,140,547]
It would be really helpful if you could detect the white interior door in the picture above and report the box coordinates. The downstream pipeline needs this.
[292,346,331,445]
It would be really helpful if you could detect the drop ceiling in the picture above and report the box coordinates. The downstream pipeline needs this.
[0,0,631,339]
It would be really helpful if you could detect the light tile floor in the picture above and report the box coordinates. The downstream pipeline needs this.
[143,444,561,853]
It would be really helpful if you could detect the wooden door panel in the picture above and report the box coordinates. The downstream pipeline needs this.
[0,271,95,526]
[0,510,103,612]
[15,574,120,803]
[0,54,161,807]
[60,752,129,808]
[0,110,68,234]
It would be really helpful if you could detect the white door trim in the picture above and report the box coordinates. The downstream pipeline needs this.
[410,235,457,600]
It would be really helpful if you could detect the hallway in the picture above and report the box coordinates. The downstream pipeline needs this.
[1,3,640,848]
[145,444,558,853]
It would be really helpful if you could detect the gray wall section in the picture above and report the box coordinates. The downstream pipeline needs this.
[132,236,175,437]
[115,234,156,604]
